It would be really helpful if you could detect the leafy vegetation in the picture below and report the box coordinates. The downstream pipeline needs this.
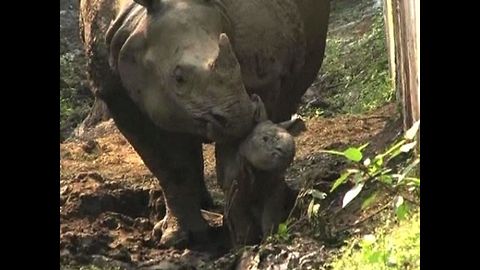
[331,211,420,270]
[268,118,420,268]
[322,120,419,213]
[319,121,419,269]
[60,52,93,140]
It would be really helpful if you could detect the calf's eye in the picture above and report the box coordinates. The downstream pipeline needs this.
[174,66,186,83]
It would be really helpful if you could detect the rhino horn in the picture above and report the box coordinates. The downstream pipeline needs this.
[212,33,239,72]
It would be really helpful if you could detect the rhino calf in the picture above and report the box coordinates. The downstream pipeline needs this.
[216,96,302,246]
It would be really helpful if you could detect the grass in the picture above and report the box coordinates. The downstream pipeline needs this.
[331,211,420,270]
[300,0,394,117]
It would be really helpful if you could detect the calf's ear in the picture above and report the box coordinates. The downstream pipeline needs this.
[251,94,268,123]
[278,115,306,137]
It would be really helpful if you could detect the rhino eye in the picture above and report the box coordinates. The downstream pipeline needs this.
[262,136,269,142]
[174,66,186,84]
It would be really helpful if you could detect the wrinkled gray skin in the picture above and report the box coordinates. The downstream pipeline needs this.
[79,0,329,248]
[216,97,301,246]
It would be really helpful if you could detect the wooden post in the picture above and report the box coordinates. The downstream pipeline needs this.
[383,0,420,134]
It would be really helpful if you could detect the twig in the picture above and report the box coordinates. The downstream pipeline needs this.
[356,115,391,121]
[334,199,392,234]
[377,181,420,206]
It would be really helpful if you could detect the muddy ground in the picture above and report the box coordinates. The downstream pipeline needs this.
[60,102,402,269]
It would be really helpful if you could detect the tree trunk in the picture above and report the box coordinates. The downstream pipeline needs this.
[73,97,111,138]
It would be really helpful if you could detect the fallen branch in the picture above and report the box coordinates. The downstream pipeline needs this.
[334,199,392,234]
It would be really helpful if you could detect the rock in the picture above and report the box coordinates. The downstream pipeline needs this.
[134,217,153,231]
[109,247,132,262]
[82,140,101,154]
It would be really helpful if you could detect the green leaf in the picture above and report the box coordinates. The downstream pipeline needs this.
[388,148,403,160]
[330,171,355,192]
[278,222,288,235]
[395,203,409,221]
[369,156,383,174]
[378,175,393,185]
[405,177,420,186]
[373,155,384,167]
[342,183,365,208]
[394,196,409,220]
[405,120,420,140]
[383,139,406,157]
[344,147,363,162]
[367,251,384,263]
[361,192,378,210]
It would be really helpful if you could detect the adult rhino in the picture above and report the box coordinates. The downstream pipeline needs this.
[79,0,330,247]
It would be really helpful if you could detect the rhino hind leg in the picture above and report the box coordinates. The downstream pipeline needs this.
[99,87,212,248]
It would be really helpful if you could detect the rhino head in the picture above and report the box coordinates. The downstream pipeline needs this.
[107,0,254,142]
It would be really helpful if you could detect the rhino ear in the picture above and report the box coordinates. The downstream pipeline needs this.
[278,116,306,137]
[251,94,268,123]
[213,33,239,72]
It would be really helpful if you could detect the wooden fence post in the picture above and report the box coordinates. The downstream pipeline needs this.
[383,0,420,137]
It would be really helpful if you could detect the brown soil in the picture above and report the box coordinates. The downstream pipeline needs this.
[60,102,401,269]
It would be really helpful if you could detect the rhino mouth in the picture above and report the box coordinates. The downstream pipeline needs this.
[204,112,229,128]
[194,111,230,140]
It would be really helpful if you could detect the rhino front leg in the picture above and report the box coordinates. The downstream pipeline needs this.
[147,140,211,248]
[100,90,211,248]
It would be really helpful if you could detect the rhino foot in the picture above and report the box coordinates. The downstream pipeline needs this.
[152,213,210,248]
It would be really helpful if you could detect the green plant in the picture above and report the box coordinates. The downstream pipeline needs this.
[331,212,420,270]
[320,120,420,219]
[60,52,93,140]
[275,222,291,242]
[298,106,325,119]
